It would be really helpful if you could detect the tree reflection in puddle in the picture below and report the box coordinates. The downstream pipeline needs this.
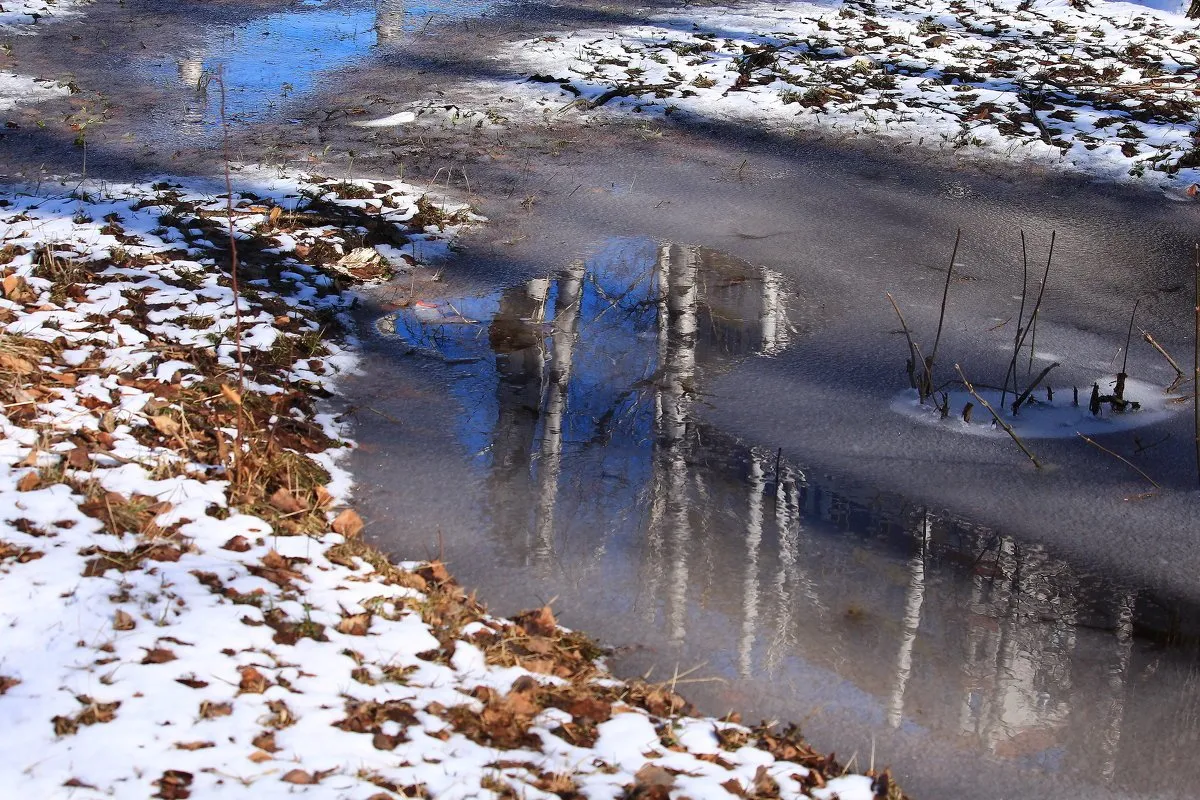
[375,237,1200,796]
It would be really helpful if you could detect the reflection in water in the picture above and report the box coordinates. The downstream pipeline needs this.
[377,237,1200,797]
[153,0,492,127]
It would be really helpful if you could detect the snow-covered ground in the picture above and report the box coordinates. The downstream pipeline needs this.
[0,0,75,113]
[498,0,1200,192]
[0,172,887,799]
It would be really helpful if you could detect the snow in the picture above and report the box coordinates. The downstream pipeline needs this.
[0,71,69,112]
[491,0,1200,192]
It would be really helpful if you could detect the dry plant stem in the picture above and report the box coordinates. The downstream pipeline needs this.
[1001,231,1031,410]
[1122,297,1142,377]
[928,229,961,371]
[955,364,1043,470]
[218,68,247,484]
[1011,362,1060,414]
[1010,231,1056,390]
[887,292,934,401]
[1194,243,1199,489]
[1141,328,1186,385]
[1077,433,1160,490]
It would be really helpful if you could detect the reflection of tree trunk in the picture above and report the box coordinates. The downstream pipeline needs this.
[984,538,1021,752]
[178,59,204,90]
[760,269,788,355]
[375,0,406,40]
[887,512,929,727]
[1098,591,1135,782]
[532,263,585,569]
[766,466,801,674]
[738,450,767,678]
[487,280,549,565]
[638,249,673,623]
[662,245,698,644]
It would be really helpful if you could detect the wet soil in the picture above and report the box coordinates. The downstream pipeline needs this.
[5,1,1200,798]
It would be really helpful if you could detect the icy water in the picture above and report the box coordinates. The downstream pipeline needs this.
[135,0,493,129]
[348,238,1200,800]
[8,0,1200,796]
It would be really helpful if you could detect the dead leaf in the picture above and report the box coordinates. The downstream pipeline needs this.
[519,605,558,637]
[269,206,283,227]
[141,648,177,664]
[634,764,675,789]
[248,749,273,763]
[0,675,20,694]
[0,351,35,374]
[175,676,208,689]
[221,535,251,552]
[313,485,334,507]
[268,487,304,514]
[67,445,91,470]
[280,769,314,785]
[153,769,193,799]
[150,415,180,436]
[113,610,136,631]
[220,384,243,406]
[1,274,36,304]
[15,472,39,492]
[238,666,269,694]
[336,612,372,636]
[198,700,232,719]
[174,741,214,751]
[251,730,278,752]
[330,508,363,538]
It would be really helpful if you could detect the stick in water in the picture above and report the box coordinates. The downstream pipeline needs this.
[955,364,1042,470]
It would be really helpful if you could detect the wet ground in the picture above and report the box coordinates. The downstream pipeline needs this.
[5,1,1200,798]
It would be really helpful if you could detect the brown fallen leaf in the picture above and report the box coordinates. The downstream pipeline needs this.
[67,445,91,470]
[152,769,193,800]
[174,741,214,751]
[175,676,208,689]
[330,508,363,538]
[280,769,314,785]
[268,487,304,514]
[221,535,251,552]
[251,730,278,752]
[142,648,178,665]
[15,472,40,492]
[198,700,232,719]
[336,612,371,636]
[269,206,283,227]
[238,666,269,694]
[248,749,273,763]
[1,274,36,304]
[150,415,181,436]
[0,675,20,694]
[0,351,35,374]
[313,485,334,508]
[113,610,136,631]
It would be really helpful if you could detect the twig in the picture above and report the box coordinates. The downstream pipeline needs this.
[1011,362,1059,415]
[1077,433,1160,490]
[1141,328,1185,390]
[1018,232,1056,383]
[1001,231,1031,410]
[887,292,933,401]
[955,364,1042,470]
[928,229,961,371]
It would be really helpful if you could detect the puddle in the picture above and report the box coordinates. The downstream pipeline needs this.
[361,237,1200,798]
[141,0,494,128]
